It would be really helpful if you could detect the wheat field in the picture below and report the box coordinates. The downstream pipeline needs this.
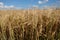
[0,9,60,40]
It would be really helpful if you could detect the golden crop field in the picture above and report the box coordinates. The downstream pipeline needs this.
[0,9,60,40]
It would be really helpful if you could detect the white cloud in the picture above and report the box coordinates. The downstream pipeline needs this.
[9,5,15,8]
[4,5,15,9]
[32,5,38,8]
[45,0,48,2]
[0,2,4,6]
[0,5,4,8]
[0,2,4,8]
[38,0,49,4]
[38,1,43,4]
[0,2,15,9]
[4,5,9,8]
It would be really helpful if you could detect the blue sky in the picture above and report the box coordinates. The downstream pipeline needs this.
[0,0,60,9]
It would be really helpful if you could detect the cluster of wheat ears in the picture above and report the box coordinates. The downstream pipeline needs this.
[0,9,60,40]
